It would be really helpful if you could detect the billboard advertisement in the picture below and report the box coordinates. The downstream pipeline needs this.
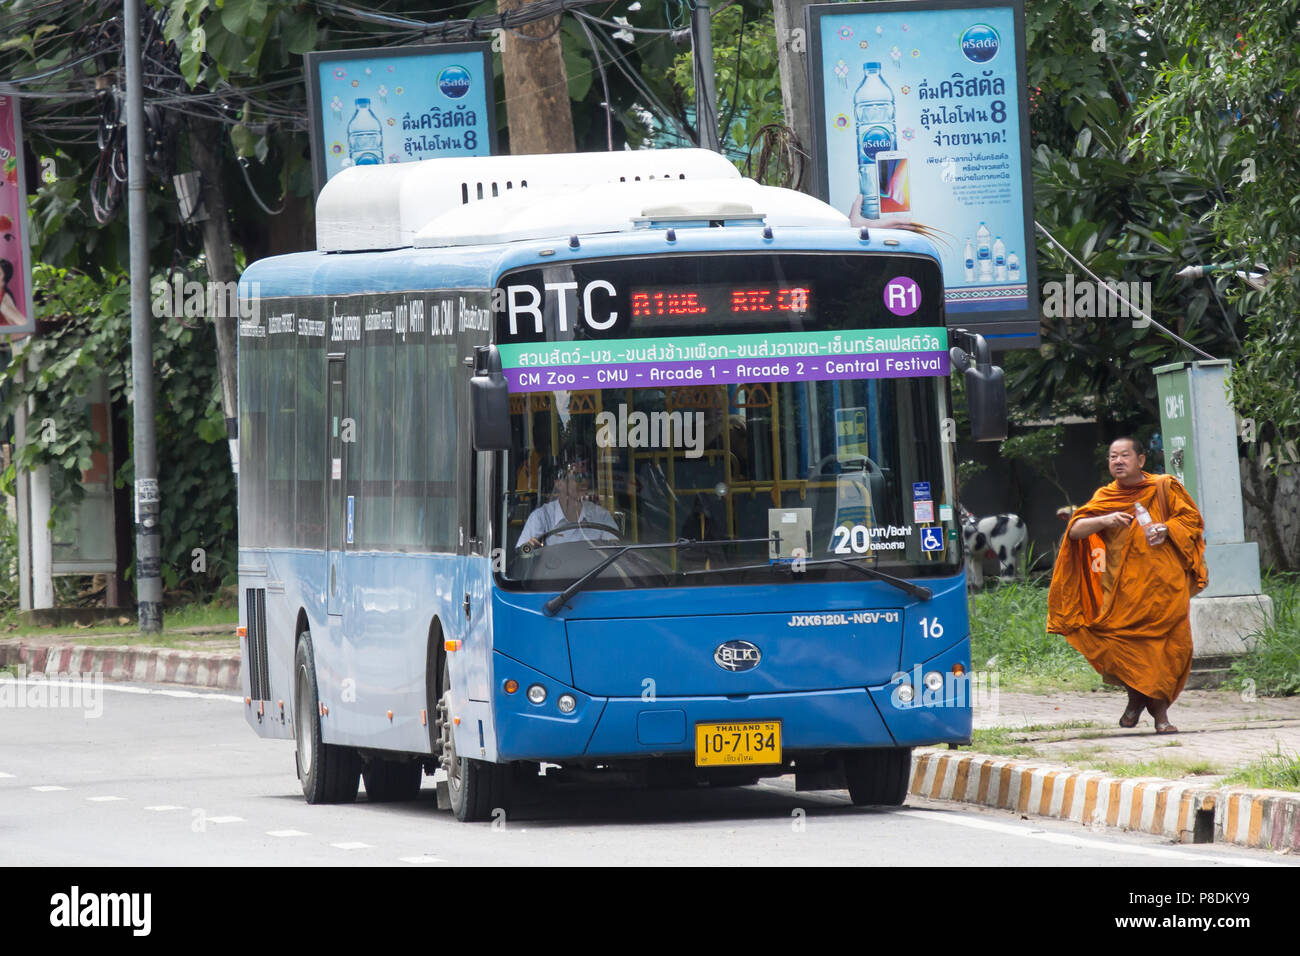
[0,88,34,336]
[304,43,497,195]
[807,0,1038,347]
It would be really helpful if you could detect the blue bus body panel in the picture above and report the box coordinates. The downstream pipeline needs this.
[241,547,497,761]
[489,573,972,760]
[238,227,943,301]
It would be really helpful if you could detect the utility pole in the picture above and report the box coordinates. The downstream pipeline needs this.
[187,121,240,475]
[772,0,815,184]
[124,0,163,632]
[691,0,721,152]
[496,0,576,154]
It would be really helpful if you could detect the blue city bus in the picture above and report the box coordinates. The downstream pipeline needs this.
[237,149,1006,821]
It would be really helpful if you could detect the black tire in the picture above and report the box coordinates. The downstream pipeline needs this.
[294,633,361,804]
[362,758,423,802]
[440,659,512,822]
[843,747,912,807]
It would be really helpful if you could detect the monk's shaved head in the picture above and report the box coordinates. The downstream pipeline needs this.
[1110,436,1143,456]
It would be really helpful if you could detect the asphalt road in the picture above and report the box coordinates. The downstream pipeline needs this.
[1,677,1293,867]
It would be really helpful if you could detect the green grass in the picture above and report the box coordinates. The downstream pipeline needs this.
[0,601,238,643]
[968,580,1103,692]
[1222,748,1300,792]
[1079,756,1222,779]
[1226,573,1300,698]
[1018,719,1104,733]
[958,721,1106,758]
[958,727,1041,758]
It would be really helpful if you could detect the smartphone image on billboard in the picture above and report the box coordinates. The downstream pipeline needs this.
[876,151,911,220]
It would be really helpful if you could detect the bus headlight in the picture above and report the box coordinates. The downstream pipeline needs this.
[557,694,576,714]
[923,671,945,692]
[526,684,547,705]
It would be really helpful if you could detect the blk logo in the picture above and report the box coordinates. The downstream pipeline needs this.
[714,640,762,672]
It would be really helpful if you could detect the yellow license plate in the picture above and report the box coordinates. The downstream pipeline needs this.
[694,721,782,767]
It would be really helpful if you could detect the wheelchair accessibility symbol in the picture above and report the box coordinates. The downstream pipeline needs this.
[920,527,944,552]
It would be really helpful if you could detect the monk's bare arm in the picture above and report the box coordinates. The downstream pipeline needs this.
[1067,512,1132,540]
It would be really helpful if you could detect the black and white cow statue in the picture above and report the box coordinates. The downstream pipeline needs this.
[959,506,1028,588]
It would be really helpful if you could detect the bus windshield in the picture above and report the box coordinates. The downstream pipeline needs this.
[494,251,958,592]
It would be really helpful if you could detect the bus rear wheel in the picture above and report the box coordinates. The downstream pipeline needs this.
[362,758,423,802]
[843,747,912,807]
[438,660,511,823]
[294,634,361,804]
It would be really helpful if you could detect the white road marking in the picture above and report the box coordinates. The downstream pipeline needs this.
[144,805,185,812]
[267,829,310,838]
[0,771,14,778]
[31,785,68,792]
[892,808,1282,866]
[2,676,242,703]
[399,856,446,864]
[331,842,373,850]
[87,796,125,802]
[207,816,244,824]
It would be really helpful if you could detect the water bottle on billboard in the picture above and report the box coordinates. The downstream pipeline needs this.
[1008,250,1021,282]
[347,98,384,166]
[993,236,1007,281]
[976,222,992,281]
[963,239,976,282]
[853,62,896,220]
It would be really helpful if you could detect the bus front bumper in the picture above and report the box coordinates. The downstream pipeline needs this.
[492,640,973,762]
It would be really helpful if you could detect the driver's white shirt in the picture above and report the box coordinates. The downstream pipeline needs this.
[518,499,618,547]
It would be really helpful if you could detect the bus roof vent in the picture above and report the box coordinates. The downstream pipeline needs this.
[633,201,765,228]
[316,148,741,252]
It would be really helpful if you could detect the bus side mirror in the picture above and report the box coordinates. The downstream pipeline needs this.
[949,331,1007,442]
[470,345,512,451]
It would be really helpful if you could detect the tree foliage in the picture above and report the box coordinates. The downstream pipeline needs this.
[1131,0,1300,448]
[0,265,236,591]
[1015,0,1245,435]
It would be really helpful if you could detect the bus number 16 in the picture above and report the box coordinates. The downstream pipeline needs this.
[920,617,944,639]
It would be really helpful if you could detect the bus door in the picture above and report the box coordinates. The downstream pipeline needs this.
[326,356,347,617]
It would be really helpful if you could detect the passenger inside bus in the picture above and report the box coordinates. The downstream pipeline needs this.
[517,460,620,552]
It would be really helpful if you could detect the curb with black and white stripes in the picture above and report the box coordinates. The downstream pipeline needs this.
[911,748,1300,853]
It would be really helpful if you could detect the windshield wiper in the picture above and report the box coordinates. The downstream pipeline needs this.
[543,537,770,615]
[681,555,932,602]
[815,557,932,601]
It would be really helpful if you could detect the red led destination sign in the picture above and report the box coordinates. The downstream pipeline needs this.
[630,283,813,319]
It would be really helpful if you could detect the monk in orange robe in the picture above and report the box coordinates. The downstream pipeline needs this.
[1047,437,1208,733]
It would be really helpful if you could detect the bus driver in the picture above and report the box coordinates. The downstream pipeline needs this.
[518,461,619,551]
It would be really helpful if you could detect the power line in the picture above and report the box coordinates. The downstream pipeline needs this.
[1034,220,1217,361]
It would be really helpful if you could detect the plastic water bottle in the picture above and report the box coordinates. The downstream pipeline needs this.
[853,62,896,220]
[993,236,1007,281]
[1134,501,1158,543]
[963,239,976,282]
[1008,250,1020,282]
[347,98,384,166]
[976,222,992,281]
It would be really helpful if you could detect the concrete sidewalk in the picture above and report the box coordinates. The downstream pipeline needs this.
[909,687,1300,853]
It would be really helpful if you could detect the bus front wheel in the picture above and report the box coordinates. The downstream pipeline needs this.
[438,660,511,823]
[843,747,912,807]
[294,634,361,804]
